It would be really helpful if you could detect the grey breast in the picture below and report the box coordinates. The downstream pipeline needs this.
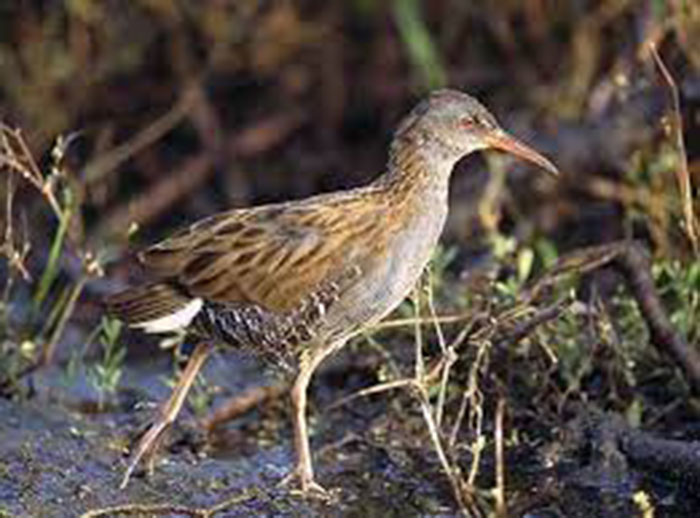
[318,199,448,342]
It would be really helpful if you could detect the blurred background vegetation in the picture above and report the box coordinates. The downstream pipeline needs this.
[0,0,697,252]
[1,0,697,361]
[0,1,699,517]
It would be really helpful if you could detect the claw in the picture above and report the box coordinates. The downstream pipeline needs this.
[278,467,332,499]
[120,418,170,489]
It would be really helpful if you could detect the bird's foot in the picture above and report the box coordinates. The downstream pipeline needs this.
[278,467,333,499]
[119,418,171,489]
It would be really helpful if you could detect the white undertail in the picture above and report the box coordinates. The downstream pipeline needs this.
[132,298,203,334]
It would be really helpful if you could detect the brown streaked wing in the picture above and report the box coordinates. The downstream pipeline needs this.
[138,194,388,313]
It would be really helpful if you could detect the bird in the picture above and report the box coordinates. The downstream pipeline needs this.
[106,89,558,495]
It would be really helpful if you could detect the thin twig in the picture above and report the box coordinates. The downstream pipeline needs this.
[413,285,425,379]
[7,125,62,216]
[426,268,448,355]
[201,488,259,517]
[328,378,418,411]
[83,88,195,184]
[371,312,484,331]
[93,110,305,239]
[648,42,698,256]
[79,503,207,518]
[415,384,473,517]
[615,242,700,393]
[426,268,453,428]
[494,397,507,518]
[463,343,489,488]
[78,487,258,518]
[201,382,287,432]
[1,171,31,282]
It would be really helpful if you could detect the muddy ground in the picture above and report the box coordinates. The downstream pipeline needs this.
[2,340,699,518]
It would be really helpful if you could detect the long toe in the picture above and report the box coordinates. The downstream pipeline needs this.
[278,469,332,499]
[120,419,171,488]
[304,479,332,499]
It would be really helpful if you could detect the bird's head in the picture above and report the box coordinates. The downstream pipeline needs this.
[394,89,558,176]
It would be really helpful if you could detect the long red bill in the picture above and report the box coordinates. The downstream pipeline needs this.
[486,130,559,176]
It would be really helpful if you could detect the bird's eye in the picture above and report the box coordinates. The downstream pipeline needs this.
[460,117,475,128]
[476,115,492,128]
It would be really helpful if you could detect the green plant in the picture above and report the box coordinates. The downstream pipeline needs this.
[653,259,700,345]
[87,316,125,411]
[392,0,446,90]
[0,124,105,394]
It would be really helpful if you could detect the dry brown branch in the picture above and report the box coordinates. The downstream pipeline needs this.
[496,297,572,345]
[0,123,62,217]
[78,488,257,518]
[80,503,207,518]
[83,88,195,185]
[615,242,700,392]
[621,424,700,483]
[527,241,700,393]
[94,110,306,239]
[95,152,213,239]
[200,382,288,432]
[371,312,485,331]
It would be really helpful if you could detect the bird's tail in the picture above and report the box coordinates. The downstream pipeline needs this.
[105,283,203,333]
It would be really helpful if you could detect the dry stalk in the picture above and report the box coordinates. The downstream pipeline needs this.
[449,339,489,451]
[414,381,475,516]
[83,87,195,185]
[426,268,455,428]
[412,285,425,379]
[0,123,62,217]
[410,288,476,516]
[41,275,89,364]
[648,42,698,256]
[464,342,490,489]
[493,397,507,518]
[0,122,105,367]
[412,276,482,517]
[372,312,483,331]
[79,503,207,518]
[1,172,31,283]
[330,274,489,516]
[201,382,287,432]
[78,488,257,518]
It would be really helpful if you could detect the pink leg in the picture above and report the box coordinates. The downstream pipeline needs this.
[284,341,342,496]
[120,342,212,488]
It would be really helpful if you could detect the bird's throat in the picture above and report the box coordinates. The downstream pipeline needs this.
[379,133,456,208]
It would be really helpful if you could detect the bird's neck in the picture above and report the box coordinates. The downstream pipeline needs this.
[377,132,459,201]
